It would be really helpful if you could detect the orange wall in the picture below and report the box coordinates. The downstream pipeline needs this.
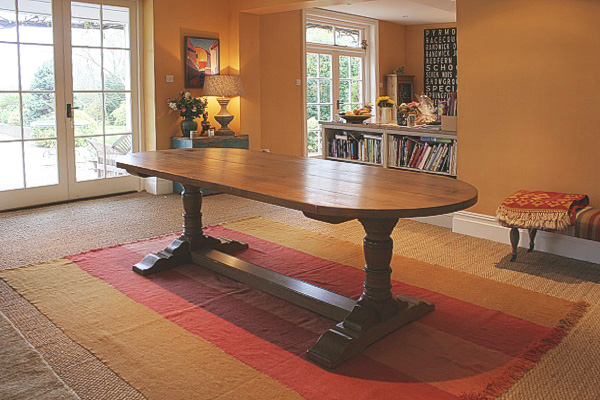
[457,0,600,214]
[149,4,408,156]
[258,11,305,156]
[378,21,406,95]
[151,0,237,150]
[239,13,262,151]
[405,22,455,97]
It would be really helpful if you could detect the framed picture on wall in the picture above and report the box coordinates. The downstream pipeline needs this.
[185,36,220,88]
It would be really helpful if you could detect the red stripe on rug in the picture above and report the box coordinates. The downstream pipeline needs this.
[68,240,459,399]
[210,227,552,358]
[65,226,569,399]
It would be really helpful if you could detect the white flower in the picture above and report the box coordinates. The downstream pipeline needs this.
[185,92,192,99]
[169,102,178,111]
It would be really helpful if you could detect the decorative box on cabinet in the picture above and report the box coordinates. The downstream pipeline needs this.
[386,74,415,105]
[171,135,249,195]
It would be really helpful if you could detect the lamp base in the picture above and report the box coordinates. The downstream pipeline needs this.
[215,127,235,136]
[214,114,235,136]
[214,98,235,136]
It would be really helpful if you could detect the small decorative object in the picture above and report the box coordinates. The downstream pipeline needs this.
[167,91,208,138]
[393,66,405,75]
[190,130,199,139]
[340,103,372,124]
[376,96,395,124]
[208,128,215,137]
[185,36,220,88]
[201,75,243,136]
[415,94,437,125]
[201,111,210,135]
[399,101,420,126]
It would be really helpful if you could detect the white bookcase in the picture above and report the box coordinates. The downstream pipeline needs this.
[321,122,458,177]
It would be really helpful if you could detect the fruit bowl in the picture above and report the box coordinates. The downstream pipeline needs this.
[338,114,371,124]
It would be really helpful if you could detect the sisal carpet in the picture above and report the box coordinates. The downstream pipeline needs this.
[0,217,589,400]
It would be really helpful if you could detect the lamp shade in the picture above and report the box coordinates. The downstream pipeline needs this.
[201,75,244,97]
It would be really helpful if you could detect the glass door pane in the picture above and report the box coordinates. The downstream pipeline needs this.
[0,0,60,193]
[338,55,363,114]
[70,1,133,182]
[306,52,333,156]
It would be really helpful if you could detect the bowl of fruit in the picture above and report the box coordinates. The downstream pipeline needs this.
[339,104,372,124]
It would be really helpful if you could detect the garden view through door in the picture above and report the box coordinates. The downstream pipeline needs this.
[305,20,366,156]
[0,0,138,210]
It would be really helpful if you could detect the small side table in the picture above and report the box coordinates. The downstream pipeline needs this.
[171,135,249,195]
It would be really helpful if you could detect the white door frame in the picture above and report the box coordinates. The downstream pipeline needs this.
[0,0,143,211]
[62,0,141,200]
[302,9,379,157]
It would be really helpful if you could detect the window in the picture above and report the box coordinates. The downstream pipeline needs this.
[306,23,361,48]
[304,10,376,157]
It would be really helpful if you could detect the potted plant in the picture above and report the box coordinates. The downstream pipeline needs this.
[400,101,420,127]
[376,96,396,124]
[167,91,209,137]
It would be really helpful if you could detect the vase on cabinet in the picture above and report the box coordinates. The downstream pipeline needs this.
[378,107,393,124]
[180,117,198,138]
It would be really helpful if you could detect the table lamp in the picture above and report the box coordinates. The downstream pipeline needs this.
[201,75,243,136]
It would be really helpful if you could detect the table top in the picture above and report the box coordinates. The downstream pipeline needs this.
[117,148,477,219]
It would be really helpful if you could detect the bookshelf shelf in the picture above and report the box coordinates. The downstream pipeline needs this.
[326,157,383,167]
[321,122,458,178]
[388,165,454,177]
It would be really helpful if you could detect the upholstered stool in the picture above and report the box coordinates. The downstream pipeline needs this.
[496,190,589,261]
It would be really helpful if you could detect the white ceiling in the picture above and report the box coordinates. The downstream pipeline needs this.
[322,0,456,25]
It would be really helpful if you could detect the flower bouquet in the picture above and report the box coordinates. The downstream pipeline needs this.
[399,101,420,127]
[167,91,208,137]
[376,96,396,124]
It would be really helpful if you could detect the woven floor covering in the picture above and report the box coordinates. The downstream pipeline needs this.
[0,217,591,400]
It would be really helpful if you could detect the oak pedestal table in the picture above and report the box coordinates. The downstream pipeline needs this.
[116,148,478,369]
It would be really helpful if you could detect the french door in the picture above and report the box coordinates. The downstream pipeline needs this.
[305,50,366,157]
[0,0,139,211]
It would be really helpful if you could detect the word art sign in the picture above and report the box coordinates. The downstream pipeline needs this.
[424,28,457,101]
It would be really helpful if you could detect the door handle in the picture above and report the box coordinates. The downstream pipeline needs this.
[66,103,80,118]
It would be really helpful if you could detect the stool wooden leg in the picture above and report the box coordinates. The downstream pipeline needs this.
[510,227,519,262]
[528,229,537,253]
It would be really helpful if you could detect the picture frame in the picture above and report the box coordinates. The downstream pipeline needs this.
[184,36,220,88]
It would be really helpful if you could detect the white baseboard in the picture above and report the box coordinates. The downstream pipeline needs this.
[453,211,600,264]
[410,214,453,229]
[144,177,174,195]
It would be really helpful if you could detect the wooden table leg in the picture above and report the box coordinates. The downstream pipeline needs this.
[133,185,248,275]
[306,218,434,369]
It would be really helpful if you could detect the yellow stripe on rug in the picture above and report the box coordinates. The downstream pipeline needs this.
[0,258,301,400]
[222,217,574,328]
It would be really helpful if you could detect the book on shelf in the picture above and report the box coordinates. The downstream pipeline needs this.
[389,135,456,175]
[328,133,382,164]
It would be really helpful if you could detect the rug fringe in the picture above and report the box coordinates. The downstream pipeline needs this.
[459,301,590,400]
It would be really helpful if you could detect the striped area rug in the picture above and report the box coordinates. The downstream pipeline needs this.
[0,217,588,400]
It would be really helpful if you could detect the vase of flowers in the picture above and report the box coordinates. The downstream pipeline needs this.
[167,91,209,137]
[376,96,396,124]
[400,101,420,127]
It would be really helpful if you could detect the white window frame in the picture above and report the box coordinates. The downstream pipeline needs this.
[302,9,379,157]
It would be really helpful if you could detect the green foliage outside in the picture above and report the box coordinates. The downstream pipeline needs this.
[21,59,130,147]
